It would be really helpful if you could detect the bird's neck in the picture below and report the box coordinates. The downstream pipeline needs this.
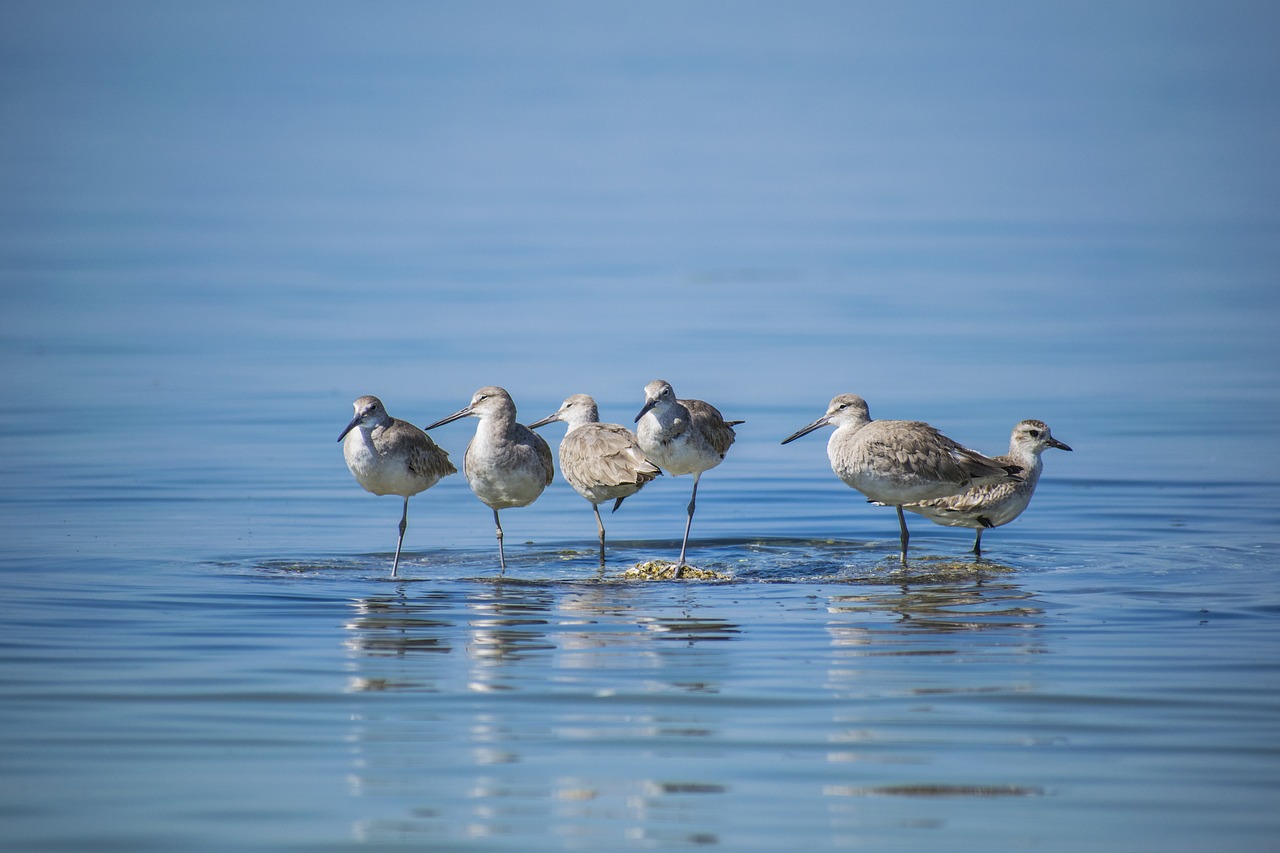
[475,413,517,442]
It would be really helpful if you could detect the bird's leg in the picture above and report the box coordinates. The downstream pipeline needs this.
[593,503,606,571]
[391,496,409,579]
[493,508,506,575]
[972,527,984,559]
[676,474,701,577]
[896,505,910,567]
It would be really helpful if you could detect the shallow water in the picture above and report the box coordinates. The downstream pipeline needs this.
[3,2,1280,851]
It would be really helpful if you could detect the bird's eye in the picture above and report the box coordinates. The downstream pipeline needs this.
[1028,429,1041,437]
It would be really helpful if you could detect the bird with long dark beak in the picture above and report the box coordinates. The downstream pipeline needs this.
[338,396,456,578]
[529,394,661,569]
[424,387,553,574]
[782,394,1020,566]
[634,379,742,574]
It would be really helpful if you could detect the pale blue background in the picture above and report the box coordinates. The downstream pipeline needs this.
[2,3,1278,850]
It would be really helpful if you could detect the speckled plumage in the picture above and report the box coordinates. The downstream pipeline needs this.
[635,379,743,570]
[424,386,553,573]
[339,395,456,577]
[530,394,661,565]
[781,394,1021,565]
[903,419,1071,556]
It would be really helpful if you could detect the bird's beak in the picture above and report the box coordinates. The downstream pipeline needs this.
[634,398,656,423]
[781,416,830,445]
[1049,437,1073,452]
[338,415,363,442]
[527,413,558,430]
[424,405,474,431]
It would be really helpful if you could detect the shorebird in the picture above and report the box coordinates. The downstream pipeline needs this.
[781,394,1022,565]
[338,395,457,578]
[635,379,742,572]
[902,419,1071,557]
[424,386,553,574]
[529,394,661,567]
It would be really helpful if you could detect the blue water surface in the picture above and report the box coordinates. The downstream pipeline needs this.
[2,2,1279,850]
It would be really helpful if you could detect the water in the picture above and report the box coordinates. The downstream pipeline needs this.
[3,2,1279,850]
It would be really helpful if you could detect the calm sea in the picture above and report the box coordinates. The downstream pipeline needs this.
[3,2,1278,850]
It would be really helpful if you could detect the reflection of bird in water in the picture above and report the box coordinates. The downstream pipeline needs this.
[339,395,456,577]
[782,394,1021,565]
[529,394,661,568]
[828,582,1044,629]
[342,594,454,664]
[902,419,1071,557]
[425,387,554,574]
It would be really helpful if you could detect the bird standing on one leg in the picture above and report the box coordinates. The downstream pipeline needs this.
[781,394,1021,566]
[635,379,742,574]
[902,419,1071,557]
[530,394,661,569]
[424,386,553,574]
[339,395,456,578]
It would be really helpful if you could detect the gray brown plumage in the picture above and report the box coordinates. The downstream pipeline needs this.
[635,379,743,570]
[903,419,1071,556]
[339,395,457,577]
[781,394,1020,565]
[424,386,553,574]
[529,394,661,566]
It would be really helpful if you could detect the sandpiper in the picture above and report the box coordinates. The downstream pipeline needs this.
[338,395,457,578]
[902,419,1071,556]
[635,379,742,572]
[529,394,661,568]
[781,394,1021,565]
[424,386,554,574]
